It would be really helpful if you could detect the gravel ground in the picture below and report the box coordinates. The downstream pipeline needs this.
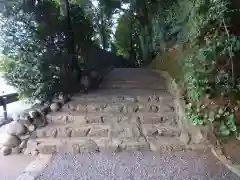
[36,150,239,180]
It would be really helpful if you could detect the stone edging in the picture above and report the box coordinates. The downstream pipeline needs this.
[211,147,240,178]
[154,70,212,148]
[16,154,53,180]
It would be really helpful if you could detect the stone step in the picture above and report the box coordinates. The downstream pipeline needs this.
[147,136,187,152]
[72,89,174,103]
[100,82,166,90]
[61,100,175,114]
[27,137,150,154]
[26,136,186,154]
[46,111,177,126]
[34,121,180,139]
[34,123,111,139]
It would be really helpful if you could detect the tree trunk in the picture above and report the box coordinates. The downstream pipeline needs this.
[63,0,81,92]
[100,5,108,50]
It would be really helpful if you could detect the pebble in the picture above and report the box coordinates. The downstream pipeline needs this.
[50,102,61,112]
[2,135,21,148]
[6,121,27,136]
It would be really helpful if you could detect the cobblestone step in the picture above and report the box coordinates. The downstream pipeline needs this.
[71,90,174,103]
[26,135,186,154]
[35,119,180,139]
[100,81,166,90]
[61,101,175,114]
[147,136,187,152]
[34,123,111,139]
[27,137,150,154]
[46,111,177,126]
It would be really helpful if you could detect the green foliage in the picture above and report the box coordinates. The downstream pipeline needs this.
[114,14,131,58]
[151,0,240,137]
[0,0,93,101]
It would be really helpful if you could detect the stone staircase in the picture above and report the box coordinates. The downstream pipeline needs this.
[27,68,188,154]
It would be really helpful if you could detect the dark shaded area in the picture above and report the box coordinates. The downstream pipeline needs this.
[82,43,127,73]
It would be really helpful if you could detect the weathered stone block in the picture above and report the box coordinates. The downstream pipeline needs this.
[124,96,137,102]
[88,127,109,137]
[157,126,181,137]
[77,104,87,112]
[57,127,72,137]
[36,129,46,138]
[142,115,166,124]
[136,96,149,103]
[12,146,21,154]
[111,126,140,138]
[71,127,90,137]
[121,138,149,151]
[103,104,124,113]
[79,139,99,153]
[45,128,57,138]
[87,104,101,112]
[148,105,159,113]
[38,144,56,154]
[46,114,69,124]
[148,95,160,103]
[142,125,158,137]
[85,115,104,124]
[117,115,131,124]
[96,139,121,153]
[147,137,185,152]
[111,96,124,103]
[127,103,146,113]
[57,144,79,153]
[179,133,190,145]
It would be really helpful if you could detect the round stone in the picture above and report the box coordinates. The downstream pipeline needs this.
[50,102,61,112]
[59,94,70,104]
[80,139,99,153]
[33,115,47,128]
[0,146,12,156]
[13,112,31,126]
[40,105,51,115]
[6,121,27,136]
[2,135,21,148]
[29,110,41,119]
